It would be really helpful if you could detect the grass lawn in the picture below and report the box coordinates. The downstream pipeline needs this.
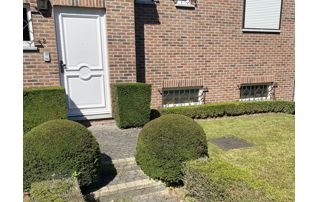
[196,113,295,201]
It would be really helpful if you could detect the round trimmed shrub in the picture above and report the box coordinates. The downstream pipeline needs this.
[135,114,208,185]
[23,120,101,190]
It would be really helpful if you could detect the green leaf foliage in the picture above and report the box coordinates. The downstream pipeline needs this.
[23,120,101,191]
[152,100,295,119]
[184,158,274,202]
[30,177,84,202]
[23,86,67,134]
[111,83,151,128]
[196,114,295,201]
[135,114,208,185]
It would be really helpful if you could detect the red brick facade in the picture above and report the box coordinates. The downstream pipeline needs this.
[135,0,294,107]
[23,0,294,108]
[23,0,136,86]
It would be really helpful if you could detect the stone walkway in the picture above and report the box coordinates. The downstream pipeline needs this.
[87,124,185,202]
[90,125,141,160]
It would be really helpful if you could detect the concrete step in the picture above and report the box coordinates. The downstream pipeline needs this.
[130,190,179,202]
[92,179,166,202]
[103,158,138,169]
[101,157,149,186]
[86,157,181,202]
[78,119,116,127]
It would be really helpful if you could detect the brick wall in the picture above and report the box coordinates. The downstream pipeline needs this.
[23,0,295,109]
[23,0,136,87]
[135,0,295,108]
[23,0,60,86]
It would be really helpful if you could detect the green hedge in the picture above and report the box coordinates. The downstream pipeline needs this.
[24,120,101,191]
[183,158,274,201]
[111,83,151,128]
[30,177,84,202]
[136,114,208,186]
[153,101,294,119]
[23,86,67,134]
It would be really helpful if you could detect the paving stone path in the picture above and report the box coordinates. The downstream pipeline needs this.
[87,124,184,202]
[90,124,140,160]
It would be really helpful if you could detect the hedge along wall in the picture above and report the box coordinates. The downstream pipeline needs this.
[23,86,67,134]
[152,100,295,119]
[111,83,152,128]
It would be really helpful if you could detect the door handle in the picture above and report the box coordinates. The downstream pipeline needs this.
[59,60,66,73]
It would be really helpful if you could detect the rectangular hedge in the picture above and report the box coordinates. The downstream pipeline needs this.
[23,86,67,134]
[30,177,84,202]
[111,83,152,128]
[153,100,294,119]
[183,158,275,201]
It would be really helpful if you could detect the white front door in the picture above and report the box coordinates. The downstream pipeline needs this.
[55,7,111,120]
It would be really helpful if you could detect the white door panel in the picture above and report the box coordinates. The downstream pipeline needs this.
[55,7,111,119]
[62,14,102,68]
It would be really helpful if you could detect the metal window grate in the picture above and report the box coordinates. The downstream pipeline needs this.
[240,84,274,101]
[162,88,204,107]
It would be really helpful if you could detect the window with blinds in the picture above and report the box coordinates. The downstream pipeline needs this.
[243,0,282,32]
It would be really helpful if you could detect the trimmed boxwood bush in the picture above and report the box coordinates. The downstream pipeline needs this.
[183,158,274,201]
[30,177,84,202]
[23,86,67,134]
[152,100,295,119]
[23,120,101,191]
[135,114,208,185]
[111,83,151,128]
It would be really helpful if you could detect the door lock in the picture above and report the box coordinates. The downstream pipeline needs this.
[59,60,66,73]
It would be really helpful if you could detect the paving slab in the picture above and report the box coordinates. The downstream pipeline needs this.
[89,125,141,160]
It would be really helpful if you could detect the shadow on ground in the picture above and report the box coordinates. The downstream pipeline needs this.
[82,153,117,199]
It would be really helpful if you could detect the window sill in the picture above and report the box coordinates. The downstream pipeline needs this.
[242,28,281,33]
[175,3,195,8]
[163,102,202,108]
[23,46,38,51]
[239,98,271,101]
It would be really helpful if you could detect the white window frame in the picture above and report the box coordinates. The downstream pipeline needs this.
[242,0,283,33]
[239,84,272,101]
[23,5,37,50]
[162,87,203,108]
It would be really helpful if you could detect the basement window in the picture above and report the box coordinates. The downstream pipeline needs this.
[243,0,282,33]
[240,84,273,101]
[23,5,36,50]
[162,87,203,108]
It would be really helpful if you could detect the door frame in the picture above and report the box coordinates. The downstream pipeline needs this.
[54,6,112,120]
